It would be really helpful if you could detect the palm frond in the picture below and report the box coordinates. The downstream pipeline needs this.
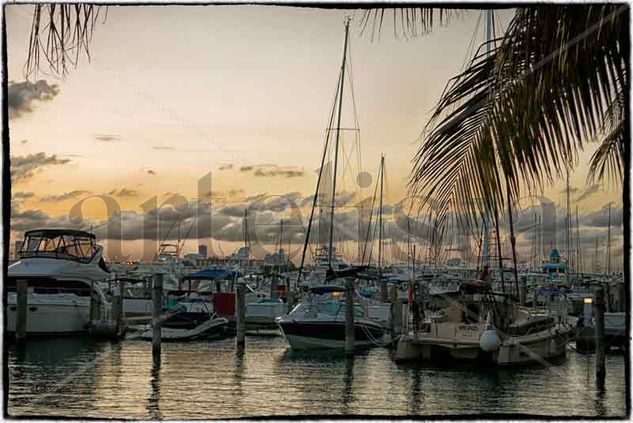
[359,8,462,41]
[410,5,628,229]
[25,5,107,78]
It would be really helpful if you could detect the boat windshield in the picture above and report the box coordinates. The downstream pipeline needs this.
[296,293,367,318]
[19,231,97,263]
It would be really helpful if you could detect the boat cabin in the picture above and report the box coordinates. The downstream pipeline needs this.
[19,229,102,264]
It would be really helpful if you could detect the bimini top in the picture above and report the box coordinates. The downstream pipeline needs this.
[309,285,346,295]
[183,268,242,281]
[24,229,96,239]
[19,228,98,263]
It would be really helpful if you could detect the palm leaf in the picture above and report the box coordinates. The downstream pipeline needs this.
[410,5,628,230]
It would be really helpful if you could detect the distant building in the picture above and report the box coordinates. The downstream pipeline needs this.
[198,244,208,258]
[14,240,23,259]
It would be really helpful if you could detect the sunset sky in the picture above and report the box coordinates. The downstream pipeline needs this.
[6,5,624,269]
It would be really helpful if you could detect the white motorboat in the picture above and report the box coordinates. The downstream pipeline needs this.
[7,229,113,335]
[277,285,389,350]
[395,280,573,365]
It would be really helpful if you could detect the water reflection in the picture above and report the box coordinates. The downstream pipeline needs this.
[146,361,161,420]
[7,337,627,418]
[341,356,354,412]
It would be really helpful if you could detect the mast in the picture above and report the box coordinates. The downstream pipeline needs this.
[565,169,571,282]
[328,17,351,268]
[378,155,385,277]
[576,206,582,274]
[295,20,346,285]
[607,203,611,275]
[378,155,387,300]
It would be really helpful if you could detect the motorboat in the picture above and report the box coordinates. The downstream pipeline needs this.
[395,280,573,365]
[277,285,389,350]
[6,229,113,335]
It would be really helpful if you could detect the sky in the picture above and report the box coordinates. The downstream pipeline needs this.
[5,5,625,269]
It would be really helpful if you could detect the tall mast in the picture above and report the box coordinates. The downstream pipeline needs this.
[565,168,571,282]
[576,206,582,274]
[378,156,387,300]
[328,17,351,268]
[378,155,385,277]
[607,203,611,274]
[243,209,250,261]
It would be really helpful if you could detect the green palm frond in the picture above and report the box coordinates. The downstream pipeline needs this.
[410,5,628,227]
[589,86,626,184]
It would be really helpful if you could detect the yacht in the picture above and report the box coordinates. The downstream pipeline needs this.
[7,229,113,335]
[395,280,573,365]
[277,285,389,350]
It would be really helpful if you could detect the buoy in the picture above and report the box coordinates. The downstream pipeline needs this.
[480,329,502,352]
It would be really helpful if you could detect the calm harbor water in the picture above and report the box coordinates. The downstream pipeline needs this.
[7,336,628,418]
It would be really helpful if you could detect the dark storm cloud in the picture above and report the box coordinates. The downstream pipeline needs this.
[8,80,59,119]
[11,153,71,183]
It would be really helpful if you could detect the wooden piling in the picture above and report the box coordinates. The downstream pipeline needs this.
[152,273,163,361]
[112,278,125,336]
[90,281,101,321]
[345,278,355,354]
[595,286,606,382]
[520,276,527,306]
[236,279,246,348]
[15,279,28,341]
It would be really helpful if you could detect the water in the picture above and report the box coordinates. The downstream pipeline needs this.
[8,336,627,418]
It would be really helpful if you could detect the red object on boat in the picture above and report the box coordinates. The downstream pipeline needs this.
[213,292,235,316]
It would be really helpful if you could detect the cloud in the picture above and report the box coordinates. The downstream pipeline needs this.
[40,190,92,202]
[581,204,623,228]
[152,146,175,151]
[147,169,157,175]
[108,188,140,198]
[238,164,305,178]
[20,140,28,145]
[94,134,120,142]
[8,80,59,119]
[11,152,71,183]
[576,184,602,202]
[219,164,233,170]
[12,191,34,200]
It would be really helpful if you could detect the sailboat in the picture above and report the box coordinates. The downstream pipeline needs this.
[277,18,389,350]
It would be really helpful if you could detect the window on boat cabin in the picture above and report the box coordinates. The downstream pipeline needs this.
[21,233,97,262]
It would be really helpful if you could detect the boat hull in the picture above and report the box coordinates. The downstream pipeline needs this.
[6,294,91,335]
[278,320,386,350]
[395,326,571,366]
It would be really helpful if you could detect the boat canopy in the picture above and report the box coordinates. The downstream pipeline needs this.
[19,228,98,263]
[183,268,242,281]
[309,285,346,295]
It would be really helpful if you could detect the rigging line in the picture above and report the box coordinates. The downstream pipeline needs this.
[344,36,363,191]
[328,19,351,267]
[461,11,483,72]
[361,160,382,265]
[296,57,343,285]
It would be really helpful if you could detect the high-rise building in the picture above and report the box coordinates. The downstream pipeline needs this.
[14,240,23,260]
[198,244,208,258]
